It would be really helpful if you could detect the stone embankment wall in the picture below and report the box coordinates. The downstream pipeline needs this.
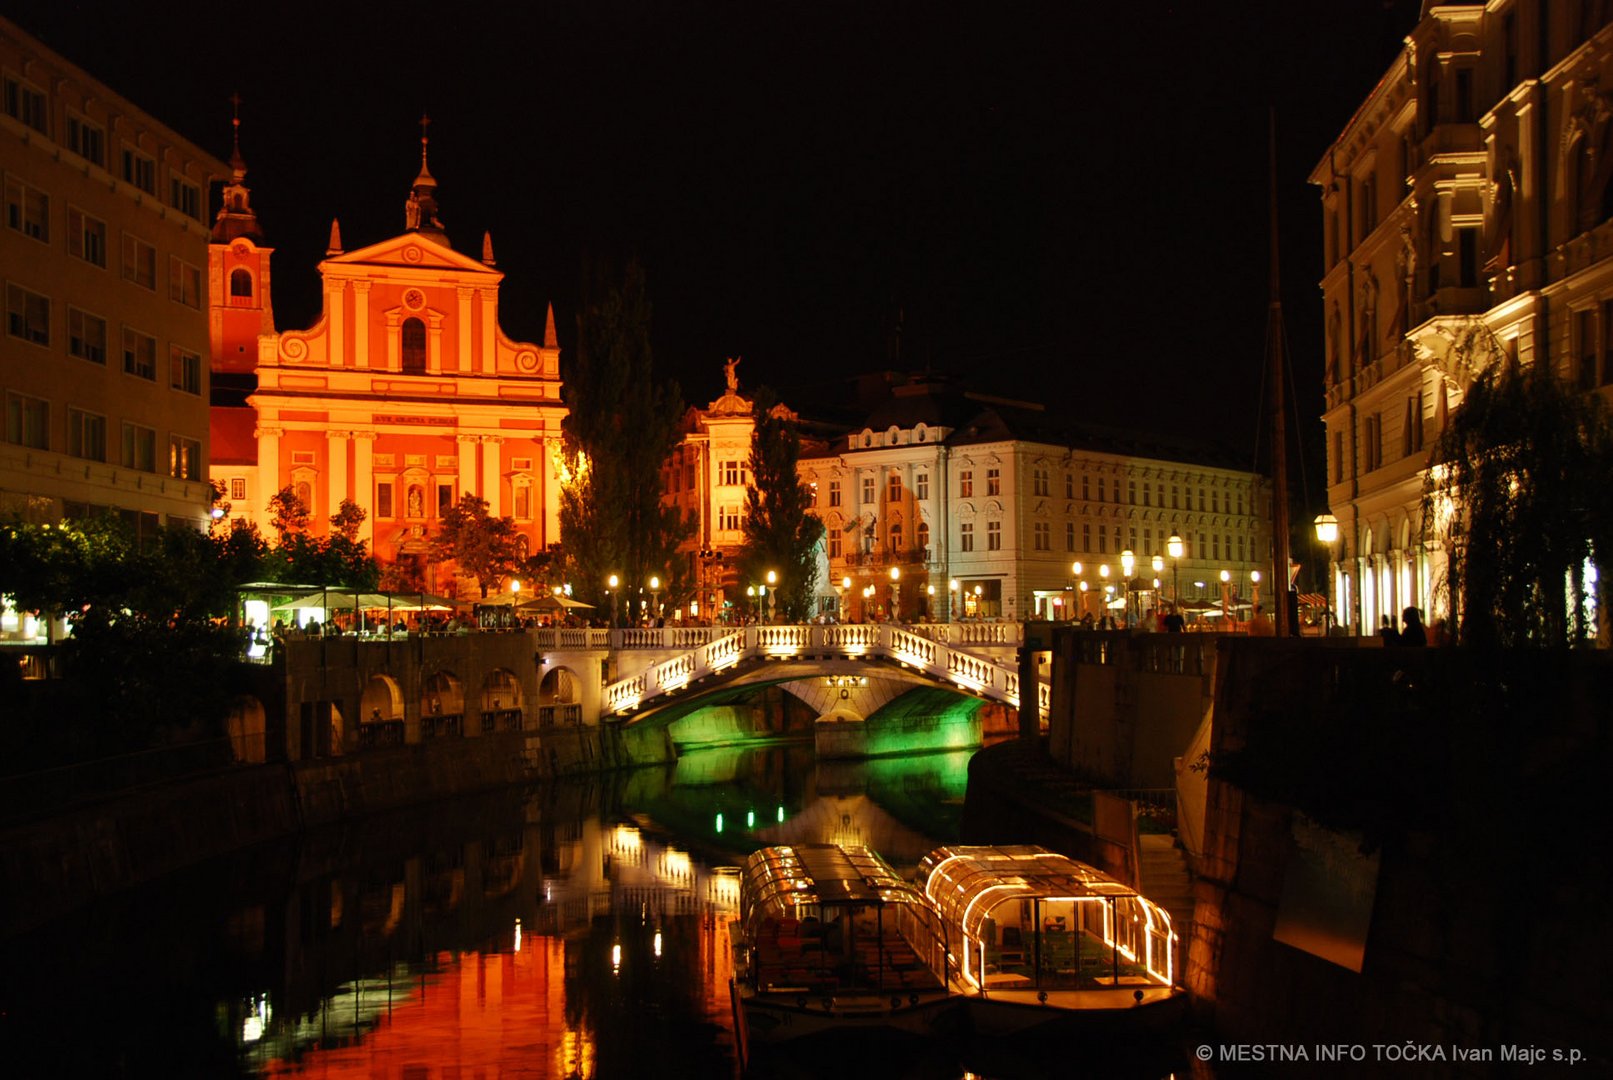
[0,723,673,935]
[1192,641,1612,1072]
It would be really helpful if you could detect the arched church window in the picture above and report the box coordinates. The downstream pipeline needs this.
[230,268,252,297]
[401,317,426,375]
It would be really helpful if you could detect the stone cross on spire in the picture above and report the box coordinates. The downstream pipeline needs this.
[212,92,262,242]
[404,111,446,240]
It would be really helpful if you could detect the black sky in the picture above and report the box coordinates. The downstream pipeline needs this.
[12,0,1421,485]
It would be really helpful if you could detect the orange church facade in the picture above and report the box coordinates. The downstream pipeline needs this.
[209,125,565,587]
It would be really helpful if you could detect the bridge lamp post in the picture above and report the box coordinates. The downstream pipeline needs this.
[839,576,851,621]
[746,585,757,623]
[1151,554,1165,620]
[926,583,935,619]
[1250,569,1262,613]
[1167,533,1185,610]
[765,570,777,623]
[649,576,660,624]
[1219,568,1232,629]
[607,574,619,628]
[888,566,900,624]
[949,578,959,622]
[1120,549,1135,626]
[1071,561,1083,620]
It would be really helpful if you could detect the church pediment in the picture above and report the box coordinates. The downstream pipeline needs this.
[323,233,500,277]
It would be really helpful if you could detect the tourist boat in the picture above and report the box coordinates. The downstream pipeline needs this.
[728,843,963,1070]
[914,844,1186,1039]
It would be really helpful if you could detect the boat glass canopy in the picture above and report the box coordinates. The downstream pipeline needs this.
[740,844,924,930]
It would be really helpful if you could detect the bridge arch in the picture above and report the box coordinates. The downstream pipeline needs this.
[422,671,465,738]
[480,667,523,732]
[225,695,267,763]
[359,675,404,748]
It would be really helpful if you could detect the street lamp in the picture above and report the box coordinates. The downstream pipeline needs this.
[607,573,619,628]
[1250,569,1262,613]
[839,575,851,621]
[1120,550,1135,625]
[649,575,660,624]
[888,566,901,623]
[1071,561,1084,621]
[1219,568,1232,629]
[1314,512,1340,632]
[1167,533,1185,609]
[746,585,757,623]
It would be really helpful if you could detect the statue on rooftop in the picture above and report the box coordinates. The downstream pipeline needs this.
[724,356,742,393]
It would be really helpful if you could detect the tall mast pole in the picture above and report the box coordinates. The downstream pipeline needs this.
[1268,111,1293,637]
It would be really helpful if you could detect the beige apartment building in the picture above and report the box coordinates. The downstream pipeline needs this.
[1315,2,1613,635]
[1,17,228,535]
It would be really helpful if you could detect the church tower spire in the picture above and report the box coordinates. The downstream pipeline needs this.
[212,92,263,243]
[404,112,448,244]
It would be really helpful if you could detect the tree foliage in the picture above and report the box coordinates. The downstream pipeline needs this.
[267,484,311,542]
[330,498,367,542]
[737,388,825,621]
[558,258,693,618]
[1423,342,1613,649]
[430,494,520,598]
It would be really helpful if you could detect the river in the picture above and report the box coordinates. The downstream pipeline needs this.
[0,740,1191,1078]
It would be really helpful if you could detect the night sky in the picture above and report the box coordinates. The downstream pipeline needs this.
[14,0,1420,486]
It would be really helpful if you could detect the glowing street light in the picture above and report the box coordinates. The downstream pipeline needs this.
[606,573,619,628]
[649,575,660,623]
[1166,533,1185,608]
[949,577,960,621]
[888,565,901,623]
[765,569,777,622]
[1219,568,1232,628]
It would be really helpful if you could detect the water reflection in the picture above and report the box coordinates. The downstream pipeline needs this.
[0,745,1183,1078]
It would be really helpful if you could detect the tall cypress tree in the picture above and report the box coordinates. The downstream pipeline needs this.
[738,387,825,621]
[558,258,692,621]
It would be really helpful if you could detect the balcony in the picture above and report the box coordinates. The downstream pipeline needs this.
[841,547,931,569]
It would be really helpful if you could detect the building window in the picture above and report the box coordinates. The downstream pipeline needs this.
[1033,468,1049,496]
[1363,413,1382,471]
[1064,472,1074,499]
[959,470,973,498]
[512,479,533,520]
[1144,528,1153,554]
[828,479,841,507]
[1128,479,1136,505]
[6,284,50,346]
[1213,534,1222,560]
[3,76,48,134]
[402,317,427,374]
[1578,309,1598,391]
[66,114,104,166]
[1172,485,1180,509]
[861,476,875,504]
[69,208,107,267]
[169,257,203,309]
[121,148,156,195]
[986,468,1000,496]
[889,522,904,552]
[1097,477,1106,503]
[1403,391,1424,455]
[436,482,454,514]
[170,346,202,395]
[1098,524,1108,554]
[1065,521,1075,552]
[122,234,156,290]
[1211,489,1220,514]
[1458,228,1479,288]
[887,473,902,502]
[5,177,49,243]
[169,435,201,480]
[1142,482,1151,507]
[721,459,743,486]
[120,421,156,472]
[376,481,394,519]
[987,521,1002,551]
[915,472,929,501]
[1034,521,1049,551]
[230,268,253,298]
[230,477,247,501]
[960,522,974,552]
[917,520,929,555]
[1083,523,1091,550]
[719,505,740,531]
[5,392,49,450]
[122,328,156,380]
[169,175,202,221]
[68,307,106,364]
[828,528,842,558]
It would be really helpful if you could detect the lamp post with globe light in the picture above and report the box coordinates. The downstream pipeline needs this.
[649,576,660,625]
[1314,513,1341,633]
[1151,554,1164,621]
[1071,562,1083,620]
[1167,533,1185,610]
[888,566,901,623]
[765,569,777,623]
[1120,549,1135,626]
[1219,568,1232,629]
[606,574,619,628]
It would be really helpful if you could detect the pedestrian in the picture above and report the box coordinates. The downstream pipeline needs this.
[1163,605,1185,633]
[1400,606,1427,647]
[1248,604,1275,636]
[1378,614,1401,646]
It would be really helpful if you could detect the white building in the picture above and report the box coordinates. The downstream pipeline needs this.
[1314,2,1613,635]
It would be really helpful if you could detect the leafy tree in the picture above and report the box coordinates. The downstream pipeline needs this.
[330,498,367,542]
[431,494,520,598]
[737,388,825,621]
[261,532,379,591]
[267,485,310,542]
[558,258,693,618]
[1423,335,1613,648]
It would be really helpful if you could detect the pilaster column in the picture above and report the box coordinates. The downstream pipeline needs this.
[457,435,478,504]
[255,425,283,501]
[457,287,475,374]
[543,436,562,546]
[427,316,445,376]
[352,281,372,369]
[325,280,346,368]
[353,432,376,548]
[481,436,503,515]
[327,431,350,517]
[480,290,498,374]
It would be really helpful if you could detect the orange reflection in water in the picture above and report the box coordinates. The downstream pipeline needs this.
[261,938,579,1078]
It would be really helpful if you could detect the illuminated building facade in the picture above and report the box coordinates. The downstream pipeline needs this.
[1315,2,1613,634]
[1,17,227,533]
[799,377,1270,624]
[210,123,566,586]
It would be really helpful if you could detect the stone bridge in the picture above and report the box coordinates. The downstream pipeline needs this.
[535,622,1048,755]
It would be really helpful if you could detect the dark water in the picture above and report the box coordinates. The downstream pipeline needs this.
[0,741,1192,1078]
